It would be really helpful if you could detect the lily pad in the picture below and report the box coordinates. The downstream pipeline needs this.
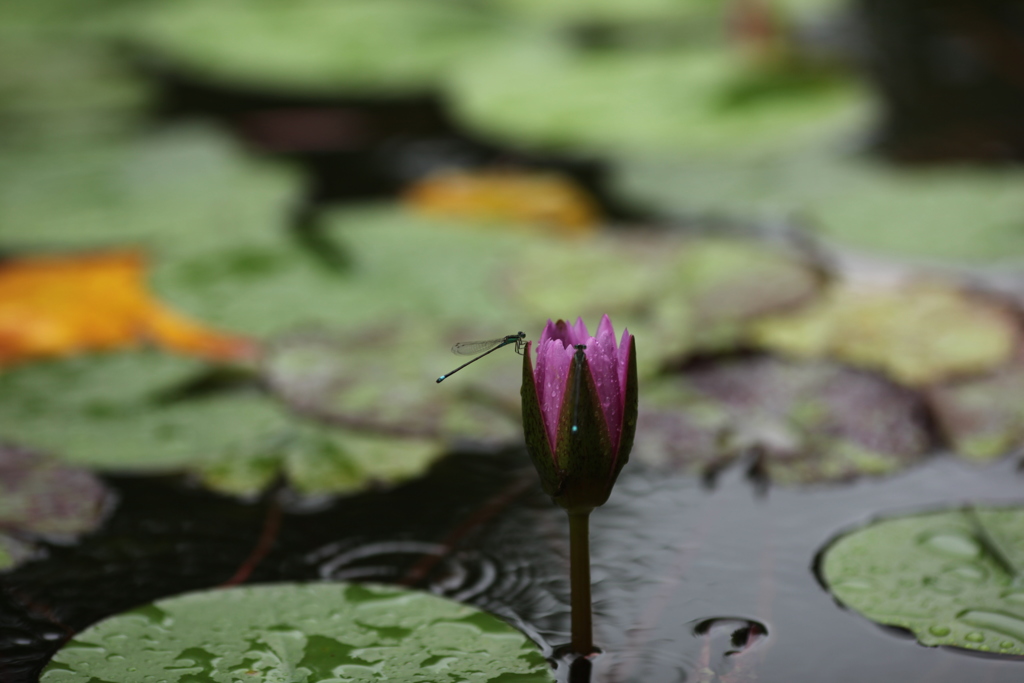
[196,427,440,499]
[0,125,300,257]
[633,356,931,484]
[510,233,822,372]
[749,282,1020,386]
[821,506,1024,656]
[492,0,713,24]
[0,351,281,471]
[117,0,509,94]
[448,38,865,154]
[41,582,553,682]
[617,143,1024,264]
[0,442,110,537]
[928,356,1024,462]
[0,442,111,571]
[0,1,149,148]
[156,204,536,337]
[262,327,523,445]
[0,352,443,498]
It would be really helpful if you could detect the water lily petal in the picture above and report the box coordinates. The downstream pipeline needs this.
[571,317,590,345]
[535,337,573,452]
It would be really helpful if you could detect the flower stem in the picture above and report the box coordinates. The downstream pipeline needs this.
[568,509,594,655]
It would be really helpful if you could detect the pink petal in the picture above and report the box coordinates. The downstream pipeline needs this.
[538,319,559,346]
[618,328,632,409]
[571,317,590,345]
[534,338,573,453]
[587,325,622,454]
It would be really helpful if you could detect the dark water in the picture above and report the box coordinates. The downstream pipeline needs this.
[2,444,1023,682]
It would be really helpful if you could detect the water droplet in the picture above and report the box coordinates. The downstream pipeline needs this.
[959,609,1024,642]
[929,625,951,637]
[1001,640,1015,649]
[965,631,985,642]
[918,531,981,559]
[833,579,873,592]
[948,564,987,583]
[1003,591,1024,604]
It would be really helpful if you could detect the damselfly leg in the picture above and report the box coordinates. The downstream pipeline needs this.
[436,331,526,383]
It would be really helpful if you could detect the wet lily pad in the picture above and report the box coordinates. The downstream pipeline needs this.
[41,582,553,682]
[633,356,931,484]
[821,506,1024,656]
[117,0,509,94]
[618,143,1024,263]
[928,356,1024,462]
[749,282,1020,386]
[449,38,865,154]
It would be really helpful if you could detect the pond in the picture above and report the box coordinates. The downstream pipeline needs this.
[3,2,1024,682]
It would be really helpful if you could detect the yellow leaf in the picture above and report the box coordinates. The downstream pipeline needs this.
[0,251,255,366]
[403,169,600,235]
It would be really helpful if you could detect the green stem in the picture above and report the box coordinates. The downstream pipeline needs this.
[568,510,594,655]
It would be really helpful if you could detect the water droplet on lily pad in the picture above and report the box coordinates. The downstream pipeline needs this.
[918,531,982,559]
[821,506,1024,656]
[40,582,553,682]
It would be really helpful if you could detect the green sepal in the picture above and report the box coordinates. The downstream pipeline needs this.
[520,341,564,498]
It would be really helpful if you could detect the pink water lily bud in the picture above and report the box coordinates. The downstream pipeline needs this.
[521,315,638,513]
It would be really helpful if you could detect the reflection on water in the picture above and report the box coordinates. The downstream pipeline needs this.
[2,447,1023,682]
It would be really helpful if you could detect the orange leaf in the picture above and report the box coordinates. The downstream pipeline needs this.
[403,169,600,236]
[0,251,255,366]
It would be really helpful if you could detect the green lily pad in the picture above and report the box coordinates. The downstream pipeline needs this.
[928,357,1024,462]
[448,37,865,154]
[493,0,711,24]
[155,203,536,337]
[821,506,1024,656]
[749,282,1020,386]
[510,233,821,372]
[196,427,440,499]
[0,1,149,149]
[0,125,300,257]
[41,582,554,682]
[116,0,509,94]
[633,356,930,484]
[0,351,280,471]
[0,352,443,497]
[263,328,523,446]
[617,142,1024,264]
